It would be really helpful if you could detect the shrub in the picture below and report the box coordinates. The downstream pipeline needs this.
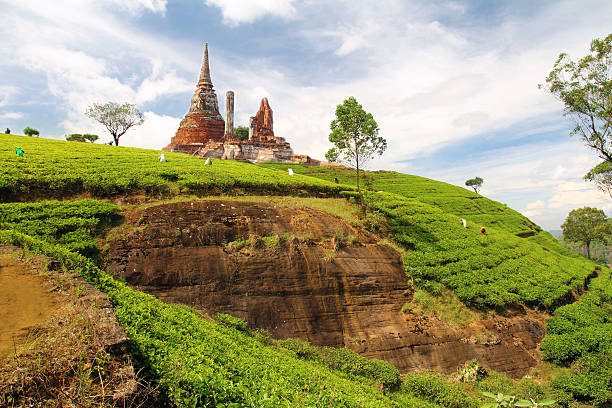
[214,313,248,331]
[23,126,39,137]
[400,373,479,408]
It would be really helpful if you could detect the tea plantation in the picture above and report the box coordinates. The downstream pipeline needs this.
[0,134,609,406]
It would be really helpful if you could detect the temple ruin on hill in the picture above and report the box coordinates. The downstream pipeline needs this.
[163,43,330,165]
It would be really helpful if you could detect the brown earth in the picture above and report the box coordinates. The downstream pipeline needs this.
[106,200,546,378]
[0,258,60,357]
[0,248,143,406]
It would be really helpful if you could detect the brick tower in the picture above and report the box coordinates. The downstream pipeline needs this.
[163,43,225,152]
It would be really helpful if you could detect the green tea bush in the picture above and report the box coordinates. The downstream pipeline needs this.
[0,200,118,256]
[541,267,612,405]
[279,338,401,390]
[0,135,347,201]
[399,373,479,408]
[214,313,248,332]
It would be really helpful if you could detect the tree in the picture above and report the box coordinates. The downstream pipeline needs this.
[465,177,484,193]
[23,126,39,137]
[326,96,386,204]
[561,207,610,259]
[65,133,99,143]
[584,161,612,198]
[85,102,143,146]
[540,34,612,162]
[234,126,249,141]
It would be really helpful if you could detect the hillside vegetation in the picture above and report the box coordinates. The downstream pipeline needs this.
[0,134,609,406]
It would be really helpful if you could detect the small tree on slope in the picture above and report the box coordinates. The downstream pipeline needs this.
[326,96,386,207]
[85,102,143,146]
[561,206,610,259]
[465,177,484,193]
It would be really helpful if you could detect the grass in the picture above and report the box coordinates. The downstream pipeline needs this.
[404,287,482,327]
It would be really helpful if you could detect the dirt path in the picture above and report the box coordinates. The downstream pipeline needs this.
[0,257,60,357]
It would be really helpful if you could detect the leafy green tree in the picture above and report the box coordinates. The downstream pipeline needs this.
[326,96,386,202]
[23,126,39,137]
[85,102,143,146]
[584,161,612,198]
[465,176,483,193]
[540,34,612,162]
[561,206,610,259]
[66,133,99,143]
[234,126,249,141]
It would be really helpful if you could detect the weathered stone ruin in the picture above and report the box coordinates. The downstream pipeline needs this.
[249,97,275,141]
[163,43,333,165]
[163,43,225,152]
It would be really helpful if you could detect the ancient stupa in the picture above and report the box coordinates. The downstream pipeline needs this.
[163,43,225,152]
[163,43,332,165]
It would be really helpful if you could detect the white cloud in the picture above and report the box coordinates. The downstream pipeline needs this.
[204,0,296,26]
[526,200,546,210]
[119,111,181,149]
[104,0,168,15]
[0,112,23,120]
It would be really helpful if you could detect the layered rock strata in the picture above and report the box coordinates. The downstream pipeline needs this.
[106,200,546,378]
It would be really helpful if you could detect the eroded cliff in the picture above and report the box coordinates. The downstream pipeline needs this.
[106,200,545,378]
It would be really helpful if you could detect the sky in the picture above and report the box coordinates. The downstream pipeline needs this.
[0,0,610,230]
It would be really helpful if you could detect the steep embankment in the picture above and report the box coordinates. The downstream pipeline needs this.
[1,134,608,406]
[105,199,545,377]
[0,249,138,406]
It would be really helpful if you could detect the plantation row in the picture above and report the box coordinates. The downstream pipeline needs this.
[540,267,612,404]
[0,200,118,256]
[0,135,348,200]
[259,163,540,236]
[357,190,595,310]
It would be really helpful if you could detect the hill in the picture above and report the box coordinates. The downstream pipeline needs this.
[0,134,610,407]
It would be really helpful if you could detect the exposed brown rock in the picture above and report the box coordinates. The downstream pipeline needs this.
[106,200,545,378]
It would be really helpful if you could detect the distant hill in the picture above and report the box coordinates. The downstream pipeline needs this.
[549,229,563,238]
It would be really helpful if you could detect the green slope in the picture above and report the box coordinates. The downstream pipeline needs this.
[1,134,609,406]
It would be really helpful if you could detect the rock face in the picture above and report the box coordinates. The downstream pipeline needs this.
[106,200,545,378]
[163,43,225,151]
[250,97,274,141]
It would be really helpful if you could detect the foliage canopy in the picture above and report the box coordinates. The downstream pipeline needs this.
[326,96,386,196]
[465,177,484,193]
[85,102,143,146]
[561,206,609,259]
[65,133,99,143]
[541,34,612,162]
[23,126,39,137]
[234,125,249,141]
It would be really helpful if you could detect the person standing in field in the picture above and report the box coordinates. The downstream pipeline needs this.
[4,128,9,134]
[159,153,166,162]
[15,146,24,156]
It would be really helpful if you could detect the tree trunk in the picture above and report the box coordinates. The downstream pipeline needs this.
[586,241,591,259]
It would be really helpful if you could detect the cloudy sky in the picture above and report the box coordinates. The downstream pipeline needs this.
[0,0,610,230]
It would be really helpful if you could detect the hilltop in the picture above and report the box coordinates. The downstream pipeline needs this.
[0,134,610,407]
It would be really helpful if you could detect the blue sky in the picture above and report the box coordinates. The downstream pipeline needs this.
[1,0,611,230]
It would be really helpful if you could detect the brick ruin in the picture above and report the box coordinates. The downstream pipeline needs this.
[163,43,333,165]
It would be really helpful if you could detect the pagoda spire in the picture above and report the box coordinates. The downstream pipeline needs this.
[197,42,213,88]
